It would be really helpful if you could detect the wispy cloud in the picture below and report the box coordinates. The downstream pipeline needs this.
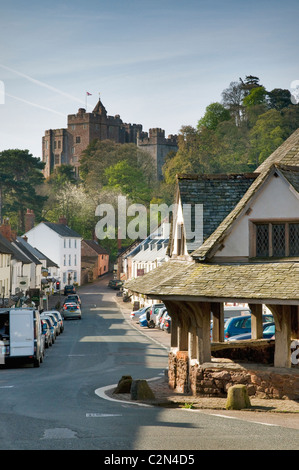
[0,64,85,105]
[6,93,66,116]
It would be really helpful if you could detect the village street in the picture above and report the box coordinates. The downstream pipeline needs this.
[0,276,297,452]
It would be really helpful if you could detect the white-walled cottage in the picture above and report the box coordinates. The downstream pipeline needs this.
[24,221,82,288]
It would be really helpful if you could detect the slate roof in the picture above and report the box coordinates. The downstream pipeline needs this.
[13,238,42,265]
[175,173,258,253]
[0,233,14,255]
[125,259,299,303]
[43,222,81,238]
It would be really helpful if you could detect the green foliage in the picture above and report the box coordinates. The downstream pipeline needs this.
[0,149,46,231]
[163,74,299,185]
[197,102,231,131]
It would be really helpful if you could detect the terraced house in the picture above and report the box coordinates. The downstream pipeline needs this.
[126,128,299,400]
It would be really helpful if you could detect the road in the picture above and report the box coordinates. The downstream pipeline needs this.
[0,277,298,452]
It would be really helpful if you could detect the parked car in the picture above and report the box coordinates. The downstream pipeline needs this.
[155,307,167,327]
[163,313,171,334]
[139,312,148,327]
[43,311,61,336]
[65,294,81,306]
[229,322,275,341]
[130,305,150,321]
[64,284,76,295]
[224,314,274,340]
[49,310,64,334]
[0,308,44,367]
[40,314,56,344]
[41,318,52,348]
[146,303,165,327]
[108,279,123,290]
[62,302,81,320]
[159,309,168,329]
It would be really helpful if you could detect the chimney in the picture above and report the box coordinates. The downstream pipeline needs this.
[0,218,17,241]
[25,209,35,233]
[59,216,67,225]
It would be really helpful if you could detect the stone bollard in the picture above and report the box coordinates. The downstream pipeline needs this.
[226,384,251,410]
[130,379,155,401]
[113,375,132,394]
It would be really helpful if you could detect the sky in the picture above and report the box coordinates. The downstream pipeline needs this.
[0,0,299,159]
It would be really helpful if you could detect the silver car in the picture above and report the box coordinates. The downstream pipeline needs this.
[62,302,81,320]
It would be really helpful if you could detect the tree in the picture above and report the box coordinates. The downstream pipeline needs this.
[249,109,288,166]
[80,140,155,190]
[243,86,268,108]
[222,80,245,126]
[197,102,231,131]
[104,160,152,204]
[0,149,46,231]
[268,88,292,111]
[47,164,76,190]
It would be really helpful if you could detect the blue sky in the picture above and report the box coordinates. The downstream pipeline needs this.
[0,0,299,159]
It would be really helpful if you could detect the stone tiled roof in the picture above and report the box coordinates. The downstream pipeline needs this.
[82,239,109,255]
[176,173,257,252]
[125,260,190,295]
[126,259,299,303]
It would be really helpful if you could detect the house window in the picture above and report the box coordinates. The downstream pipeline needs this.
[74,254,77,266]
[63,255,66,266]
[63,272,67,283]
[253,221,299,258]
[74,239,77,249]
[69,254,71,266]
[76,136,81,143]
[69,239,71,248]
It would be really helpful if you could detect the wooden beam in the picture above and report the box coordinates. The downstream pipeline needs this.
[274,305,292,368]
[249,304,263,339]
[211,302,224,342]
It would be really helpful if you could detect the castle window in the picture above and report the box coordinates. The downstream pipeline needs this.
[76,136,81,143]
[252,221,299,258]
[54,154,60,164]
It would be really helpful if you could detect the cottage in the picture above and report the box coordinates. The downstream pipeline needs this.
[81,239,109,283]
[126,129,299,399]
[24,219,82,288]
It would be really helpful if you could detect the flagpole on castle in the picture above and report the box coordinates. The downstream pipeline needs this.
[85,91,92,111]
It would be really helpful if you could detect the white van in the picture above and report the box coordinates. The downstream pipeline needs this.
[0,308,44,367]
[224,305,251,319]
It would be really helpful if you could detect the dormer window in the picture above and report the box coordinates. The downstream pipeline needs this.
[251,220,299,258]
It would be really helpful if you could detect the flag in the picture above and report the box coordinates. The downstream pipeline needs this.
[86,92,92,96]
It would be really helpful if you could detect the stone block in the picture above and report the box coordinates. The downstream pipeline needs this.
[113,375,132,394]
[226,384,251,410]
[130,379,155,401]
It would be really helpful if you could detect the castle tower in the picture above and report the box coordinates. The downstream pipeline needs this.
[42,99,177,181]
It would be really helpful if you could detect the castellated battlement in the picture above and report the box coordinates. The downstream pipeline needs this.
[43,97,178,181]
[137,128,178,146]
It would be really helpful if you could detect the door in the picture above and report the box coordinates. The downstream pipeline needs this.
[9,310,34,357]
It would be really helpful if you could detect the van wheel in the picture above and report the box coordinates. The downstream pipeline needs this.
[34,357,40,367]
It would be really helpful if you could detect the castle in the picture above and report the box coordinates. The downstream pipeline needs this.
[42,97,178,180]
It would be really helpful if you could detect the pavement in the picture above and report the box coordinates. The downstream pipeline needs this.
[47,283,299,414]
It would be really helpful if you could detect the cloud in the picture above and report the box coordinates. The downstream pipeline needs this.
[0,64,85,105]
[6,93,66,116]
